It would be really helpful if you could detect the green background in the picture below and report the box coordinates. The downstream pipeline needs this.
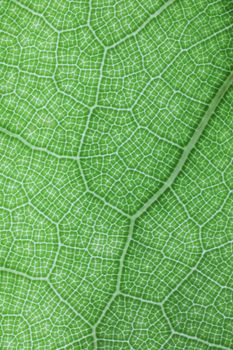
[0,0,233,349]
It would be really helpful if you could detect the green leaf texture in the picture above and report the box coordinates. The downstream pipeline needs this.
[0,0,233,349]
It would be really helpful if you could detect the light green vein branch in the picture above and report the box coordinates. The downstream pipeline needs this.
[0,126,78,160]
[133,70,233,219]
[107,0,176,49]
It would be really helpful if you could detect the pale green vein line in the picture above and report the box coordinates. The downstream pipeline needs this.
[88,190,131,218]
[158,334,173,350]
[56,336,93,350]
[162,249,219,306]
[0,127,129,218]
[174,331,233,350]
[107,0,176,49]
[184,23,233,52]
[133,70,233,219]
[0,267,47,281]
[92,292,118,350]
[116,217,135,294]
[197,269,233,292]
[12,0,58,33]
[120,292,161,306]
[205,240,233,253]
[92,217,134,349]
[47,281,92,328]
[88,0,105,48]
[0,127,78,160]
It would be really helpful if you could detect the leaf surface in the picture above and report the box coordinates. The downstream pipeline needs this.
[0,0,233,349]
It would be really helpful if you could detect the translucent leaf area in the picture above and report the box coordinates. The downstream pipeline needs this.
[0,0,233,349]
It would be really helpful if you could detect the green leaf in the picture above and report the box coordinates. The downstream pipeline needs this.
[0,0,233,349]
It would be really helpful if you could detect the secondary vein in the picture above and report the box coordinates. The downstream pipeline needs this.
[133,70,233,219]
